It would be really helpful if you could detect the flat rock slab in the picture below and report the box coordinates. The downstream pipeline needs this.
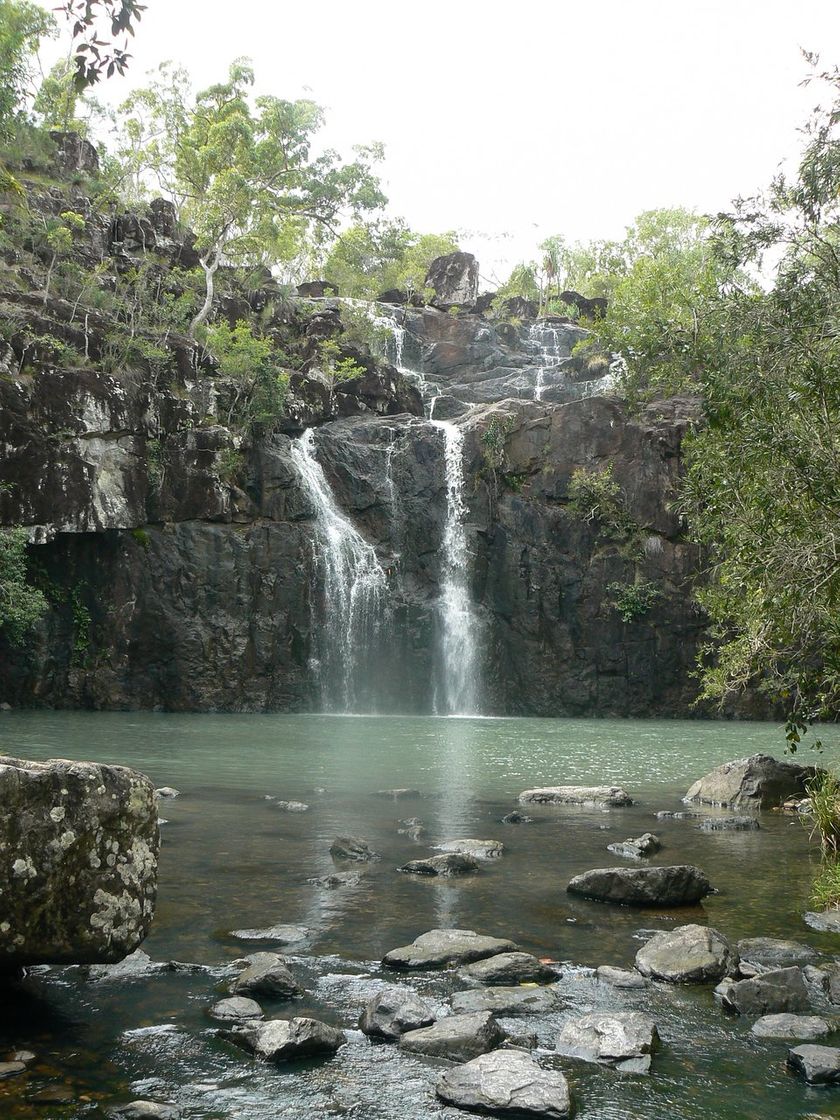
[383,929,519,970]
[519,785,632,808]
[459,952,558,987]
[229,924,309,944]
[698,816,760,831]
[556,1011,659,1073]
[684,753,818,809]
[716,967,809,1016]
[788,1044,840,1084]
[607,833,661,859]
[231,952,303,999]
[596,966,648,989]
[399,1011,505,1062]
[0,756,159,967]
[435,839,505,860]
[436,1051,572,1118]
[398,854,480,877]
[330,836,380,862]
[229,1016,345,1062]
[635,924,738,983]
[738,937,818,972]
[752,1014,832,1040]
[209,996,264,1022]
[451,985,562,1016]
[359,987,437,1039]
[804,910,840,934]
[567,865,712,906]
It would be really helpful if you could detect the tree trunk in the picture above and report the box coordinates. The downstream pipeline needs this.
[190,253,220,337]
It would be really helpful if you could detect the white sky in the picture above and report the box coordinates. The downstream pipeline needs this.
[35,0,840,285]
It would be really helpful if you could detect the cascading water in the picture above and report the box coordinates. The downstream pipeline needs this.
[289,428,388,712]
[431,419,482,716]
[525,321,569,401]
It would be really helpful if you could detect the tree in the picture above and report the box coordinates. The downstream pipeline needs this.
[55,0,145,90]
[118,60,386,333]
[33,57,82,133]
[321,221,460,299]
[0,0,55,138]
[0,528,47,645]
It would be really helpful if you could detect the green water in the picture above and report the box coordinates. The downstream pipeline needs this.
[2,713,839,1119]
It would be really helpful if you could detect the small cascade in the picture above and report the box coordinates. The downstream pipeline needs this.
[431,419,482,716]
[525,321,569,401]
[289,428,388,712]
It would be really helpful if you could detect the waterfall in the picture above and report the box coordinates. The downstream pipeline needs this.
[526,321,567,401]
[432,419,481,716]
[289,428,388,712]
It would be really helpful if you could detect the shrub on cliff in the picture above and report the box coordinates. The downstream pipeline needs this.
[0,526,47,645]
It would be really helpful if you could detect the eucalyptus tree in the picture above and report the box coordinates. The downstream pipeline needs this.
[0,0,55,138]
[321,220,460,299]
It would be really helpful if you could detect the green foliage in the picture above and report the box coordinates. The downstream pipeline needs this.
[806,769,840,858]
[70,581,90,662]
[810,859,840,911]
[56,0,145,90]
[130,526,150,549]
[608,580,661,623]
[145,437,163,491]
[100,330,171,375]
[480,415,514,473]
[321,221,459,300]
[337,302,390,352]
[332,356,365,383]
[567,465,635,539]
[491,263,540,315]
[0,526,47,645]
[0,0,56,138]
[216,447,244,485]
[33,58,81,132]
[206,319,289,429]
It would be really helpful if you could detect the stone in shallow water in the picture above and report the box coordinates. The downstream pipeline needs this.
[399,1011,505,1062]
[231,952,303,999]
[0,1062,26,1079]
[358,987,437,1039]
[229,924,309,944]
[451,985,562,1016]
[229,1017,345,1062]
[596,966,648,989]
[85,949,166,982]
[698,816,760,831]
[109,1103,181,1120]
[805,961,840,1004]
[519,785,632,807]
[787,1044,840,1084]
[606,833,661,859]
[330,836,380,862]
[436,1051,572,1118]
[307,872,362,889]
[738,937,817,973]
[501,810,533,824]
[716,967,809,1016]
[435,838,505,860]
[273,800,309,813]
[804,910,840,934]
[751,1014,831,1040]
[383,929,519,970]
[398,853,480,877]
[684,754,817,809]
[209,997,264,1022]
[567,864,712,906]
[555,1011,659,1073]
[459,952,558,986]
[154,787,180,800]
[635,924,738,983]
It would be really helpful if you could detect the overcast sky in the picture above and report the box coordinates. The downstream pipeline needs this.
[37,0,840,284]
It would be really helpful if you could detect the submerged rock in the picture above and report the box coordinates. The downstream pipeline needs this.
[272,800,309,813]
[751,1014,831,1040]
[501,810,533,824]
[383,929,519,970]
[231,952,303,999]
[229,1016,345,1062]
[459,952,557,986]
[803,910,840,934]
[229,924,309,944]
[436,1051,572,1118]
[607,833,661,859]
[698,816,760,832]
[519,785,632,808]
[0,756,158,967]
[84,949,166,981]
[435,839,505,860]
[567,864,712,906]
[635,925,737,983]
[109,1103,181,1120]
[330,837,380,862]
[738,938,818,974]
[399,1011,505,1062]
[398,853,480,877]
[716,967,809,1016]
[358,987,437,1040]
[451,985,562,1016]
[307,872,362,889]
[556,1011,659,1073]
[787,1044,840,1084]
[684,754,818,810]
[596,966,648,989]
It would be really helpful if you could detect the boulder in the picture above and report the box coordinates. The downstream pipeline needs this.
[519,785,632,808]
[787,1044,840,1084]
[330,836,380,862]
[154,787,179,800]
[229,924,309,944]
[399,1011,505,1062]
[49,130,99,173]
[596,966,648,989]
[751,1014,832,1040]
[0,1062,26,1080]
[737,938,817,974]
[451,985,562,1016]
[556,1011,659,1073]
[229,1016,344,1062]
[501,810,532,824]
[567,865,712,906]
[383,929,519,971]
[805,961,840,1003]
[435,839,505,860]
[436,1051,572,1118]
[635,925,737,983]
[425,252,479,309]
[655,811,700,820]
[209,996,264,1022]
[307,872,362,889]
[296,280,338,298]
[459,952,558,986]
[684,754,817,809]
[148,198,178,238]
[398,853,479,877]
[0,756,158,967]
[358,987,437,1040]
[231,952,303,999]
[607,833,661,859]
[803,910,840,934]
[716,967,809,1016]
[557,290,608,321]
[698,816,760,832]
[109,1104,180,1120]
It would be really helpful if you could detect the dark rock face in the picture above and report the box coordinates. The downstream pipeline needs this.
[684,754,818,809]
[50,131,99,173]
[0,756,158,966]
[567,864,712,906]
[557,290,608,321]
[296,280,339,298]
[425,251,479,309]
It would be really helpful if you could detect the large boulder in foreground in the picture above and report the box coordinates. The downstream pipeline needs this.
[436,1051,572,1118]
[383,929,518,970]
[684,754,818,809]
[567,864,711,906]
[519,785,632,808]
[0,756,158,967]
[635,925,737,982]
